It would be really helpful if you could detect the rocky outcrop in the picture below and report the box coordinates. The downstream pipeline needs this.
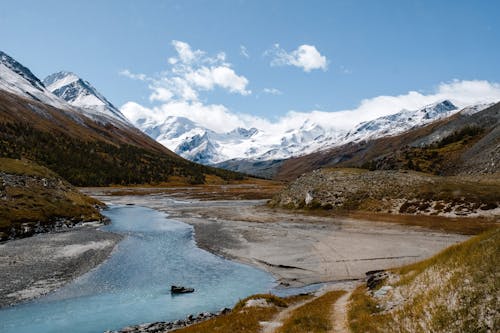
[107,308,231,333]
[269,168,499,217]
[0,158,104,241]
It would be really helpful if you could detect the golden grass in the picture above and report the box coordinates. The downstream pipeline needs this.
[175,294,310,333]
[0,157,57,177]
[348,228,500,333]
[0,158,103,235]
[92,178,285,201]
[277,290,346,333]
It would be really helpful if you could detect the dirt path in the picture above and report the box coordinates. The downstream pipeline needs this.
[329,289,353,333]
[260,296,319,333]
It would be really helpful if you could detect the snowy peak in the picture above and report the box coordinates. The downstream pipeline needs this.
[43,71,130,124]
[0,51,44,91]
[0,50,66,108]
[344,100,458,143]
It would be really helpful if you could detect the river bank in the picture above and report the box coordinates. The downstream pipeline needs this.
[0,225,122,308]
[83,188,468,288]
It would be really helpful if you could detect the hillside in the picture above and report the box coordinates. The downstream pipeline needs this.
[0,50,246,186]
[349,228,499,332]
[276,102,500,180]
[269,168,499,222]
[0,158,103,241]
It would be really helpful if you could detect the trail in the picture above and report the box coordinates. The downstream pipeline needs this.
[260,296,318,333]
[329,289,353,333]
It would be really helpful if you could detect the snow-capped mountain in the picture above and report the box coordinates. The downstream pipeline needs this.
[132,100,467,165]
[43,71,130,125]
[340,100,458,144]
[0,51,131,128]
[0,51,67,109]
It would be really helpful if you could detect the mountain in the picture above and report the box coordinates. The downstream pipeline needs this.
[131,100,465,170]
[0,50,243,185]
[275,102,500,180]
[339,100,457,144]
[0,51,66,108]
[43,71,131,125]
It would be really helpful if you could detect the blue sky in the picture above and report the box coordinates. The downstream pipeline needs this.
[1,0,499,129]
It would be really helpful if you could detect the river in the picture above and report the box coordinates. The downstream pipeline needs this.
[0,205,276,333]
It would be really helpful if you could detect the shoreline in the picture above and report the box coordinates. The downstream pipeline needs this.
[83,189,469,288]
[0,225,123,308]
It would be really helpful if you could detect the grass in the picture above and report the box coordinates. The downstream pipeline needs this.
[0,158,103,240]
[348,228,500,333]
[0,157,58,177]
[91,178,285,201]
[175,294,310,333]
[277,290,346,333]
[271,168,499,233]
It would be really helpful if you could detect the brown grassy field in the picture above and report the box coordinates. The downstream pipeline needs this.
[0,158,103,240]
[87,177,285,200]
[348,228,500,332]
[174,294,310,333]
[277,290,346,333]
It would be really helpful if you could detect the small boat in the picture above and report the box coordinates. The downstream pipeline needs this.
[171,285,195,294]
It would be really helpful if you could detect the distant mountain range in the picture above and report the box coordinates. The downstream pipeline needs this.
[1,49,497,183]
[131,96,491,168]
[0,50,242,185]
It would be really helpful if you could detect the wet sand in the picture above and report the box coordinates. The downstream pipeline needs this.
[84,189,468,287]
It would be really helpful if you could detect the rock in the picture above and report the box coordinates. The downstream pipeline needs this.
[366,269,388,290]
[373,285,393,298]
[219,307,231,315]
[171,285,195,294]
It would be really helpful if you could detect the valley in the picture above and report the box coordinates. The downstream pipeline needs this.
[0,20,498,333]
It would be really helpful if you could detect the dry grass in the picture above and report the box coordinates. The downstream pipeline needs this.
[348,228,500,333]
[175,294,310,333]
[277,290,346,333]
[89,178,285,200]
[0,157,57,177]
[0,158,103,238]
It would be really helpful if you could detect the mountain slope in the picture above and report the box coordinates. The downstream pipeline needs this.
[130,100,464,168]
[275,102,500,180]
[0,51,66,108]
[43,71,131,125]
[0,51,243,185]
[0,158,103,241]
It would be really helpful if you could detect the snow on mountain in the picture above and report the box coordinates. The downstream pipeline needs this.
[340,100,458,144]
[43,71,131,125]
[132,100,470,165]
[0,51,67,108]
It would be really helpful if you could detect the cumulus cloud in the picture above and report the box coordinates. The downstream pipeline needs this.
[122,79,500,136]
[122,40,250,104]
[267,44,328,72]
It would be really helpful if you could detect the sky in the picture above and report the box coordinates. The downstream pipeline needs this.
[1,0,500,132]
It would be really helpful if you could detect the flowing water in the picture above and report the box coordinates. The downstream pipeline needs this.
[0,205,275,333]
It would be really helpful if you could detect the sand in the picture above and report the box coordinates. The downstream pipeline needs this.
[84,190,468,287]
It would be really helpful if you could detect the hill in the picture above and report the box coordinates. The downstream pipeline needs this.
[269,168,499,223]
[0,158,103,241]
[349,228,499,332]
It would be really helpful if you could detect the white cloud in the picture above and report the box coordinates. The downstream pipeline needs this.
[122,79,500,136]
[263,88,283,95]
[267,44,328,72]
[121,40,250,103]
[185,66,250,95]
[119,69,147,81]
[240,45,250,58]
